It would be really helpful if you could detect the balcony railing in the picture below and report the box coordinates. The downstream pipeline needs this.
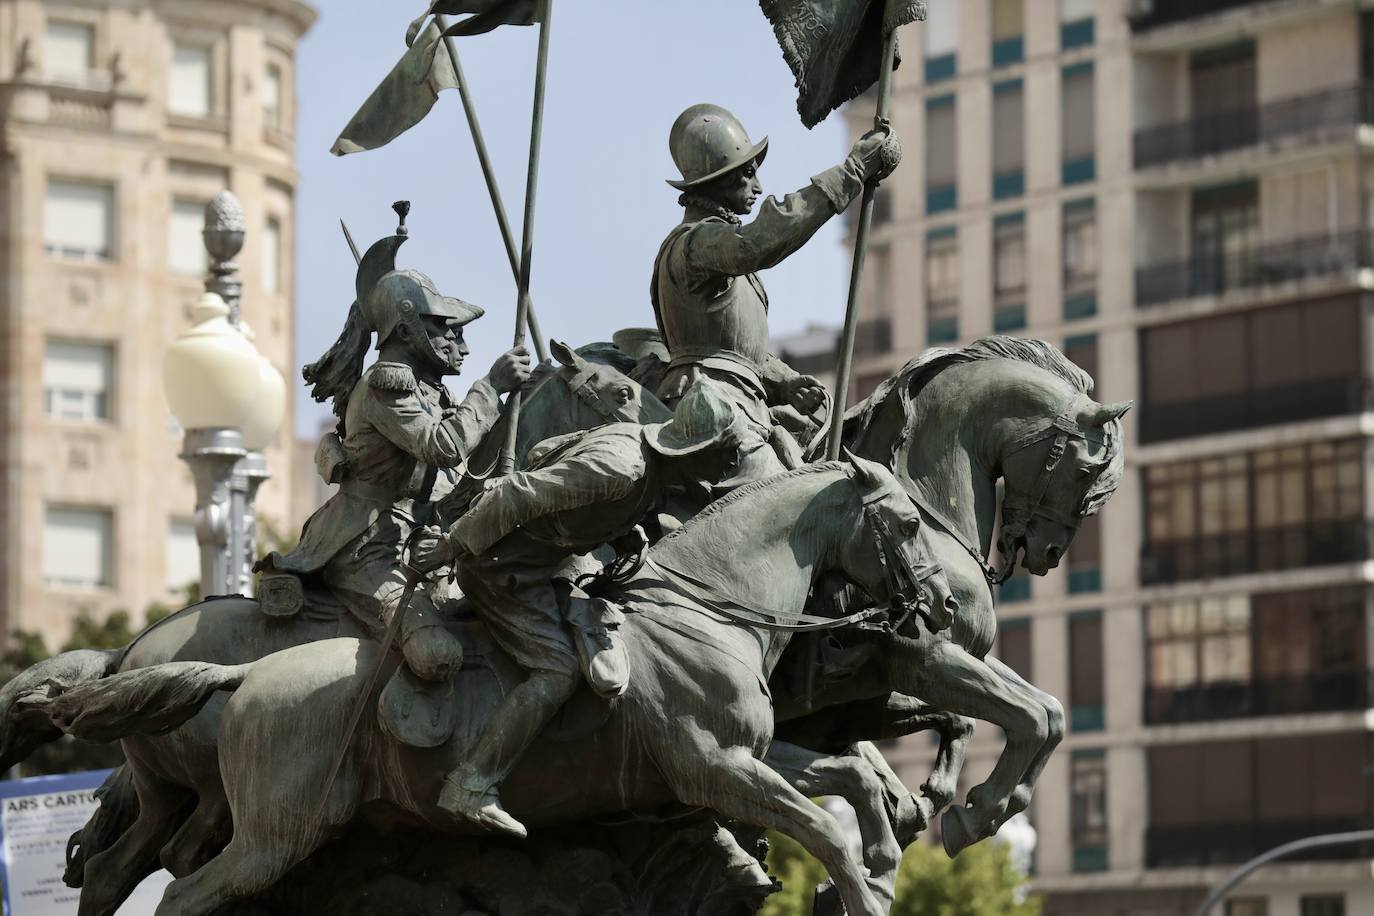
[1141,518,1369,584]
[1129,0,1267,31]
[1136,229,1373,308]
[1139,377,1374,443]
[1134,83,1373,169]
[1144,669,1372,725]
[1147,817,1374,868]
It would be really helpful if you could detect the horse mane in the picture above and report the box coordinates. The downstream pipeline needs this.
[659,462,847,544]
[844,335,1122,517]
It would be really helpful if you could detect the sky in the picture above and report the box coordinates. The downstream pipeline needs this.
[291,1,852,435]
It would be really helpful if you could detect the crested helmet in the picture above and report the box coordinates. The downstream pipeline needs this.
[665,103,768,191]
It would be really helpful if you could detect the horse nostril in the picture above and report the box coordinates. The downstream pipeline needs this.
[944,595,960,616]
[1046,545,1063,565]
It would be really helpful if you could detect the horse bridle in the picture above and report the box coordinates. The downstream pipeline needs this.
[901,408,1105,588]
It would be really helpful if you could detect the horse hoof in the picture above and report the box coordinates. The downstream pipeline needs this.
[941,806,977,857]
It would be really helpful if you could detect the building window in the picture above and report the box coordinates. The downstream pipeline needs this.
[44,340,113,423]
[264,63,284,132]
[1059,0,1094,49]
[998,574,1030,603]
[991,0,1024,66]
[1063,200,1096,319]
[1139,295,1363,442]
[926,229,959,343]
[44,20,94,84]
[994,214,1025,332]
[170,44,212,118]
[997,618,1031,679]
[924,0,958,82]
[1301,896,1345,916]
[167,519,199,593]
[1225,900,1268,916]
[263,216,283,294]
[45,179,114,261]
[43,506,113,589]
[169,199,208,276]
[1190,181,1259,296]
[1069,611,1104,731]
[1061,63,1095,185]
[1147,594,1251,694]
[992,80,1024,199]
[1143,440,1365,583]
[926,96,957,214]
[1070,750,1108,871]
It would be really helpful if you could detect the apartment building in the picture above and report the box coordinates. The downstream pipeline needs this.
[0,0,315,642]
[824,1,1374,914]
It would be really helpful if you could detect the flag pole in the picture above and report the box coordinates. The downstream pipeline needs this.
[497,0,553,475]
[434,13,548,365]
[825,9,901,461]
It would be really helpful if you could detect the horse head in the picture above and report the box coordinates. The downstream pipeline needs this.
[997,397,1130,576]
[549,339,672,427]
[843,453,959,633]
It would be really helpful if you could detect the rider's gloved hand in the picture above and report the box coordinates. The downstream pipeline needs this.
[489,345,532,394]
[848,125,902,183]
[409,525,454,574]
[784,375,827,417]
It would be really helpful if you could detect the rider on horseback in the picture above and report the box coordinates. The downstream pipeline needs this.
[259,212,531,732]
[652,103,901,480]
[411,379,747,838]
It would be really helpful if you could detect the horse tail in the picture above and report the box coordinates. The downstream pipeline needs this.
[39,660,253,744]
[0,648,120,770]
[64,764,140,888]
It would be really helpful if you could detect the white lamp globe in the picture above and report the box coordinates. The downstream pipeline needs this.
[242,354,286,451]
[164,292,260,431]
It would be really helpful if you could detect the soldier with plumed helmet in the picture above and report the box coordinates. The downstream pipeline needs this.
[258,206,531,741]
[651,103,900,480]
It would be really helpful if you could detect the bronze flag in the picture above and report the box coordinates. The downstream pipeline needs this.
[330,20,460,156]
[760,0,928,128]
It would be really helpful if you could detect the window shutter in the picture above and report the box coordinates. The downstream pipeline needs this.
[170,200,208,276]
[1062,64,1095,161]
[925,97,957,187]
[170,45,212,117]
[45,181,113,258]
[45,22,94,81]
[167,519,200,592]
[44,507,112,588]
[993,81,1024,175]
[263,217,282,294]
[924,0,959,57]
[992,0,1024,41]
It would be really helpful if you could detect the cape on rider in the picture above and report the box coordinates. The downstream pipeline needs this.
[651,103,900,480]
[257,218,531,736]
[411,379,748,838]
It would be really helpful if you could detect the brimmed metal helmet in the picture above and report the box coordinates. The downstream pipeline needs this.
[355,206,483,348]
[643,379,746,457]
[666,104,768,191]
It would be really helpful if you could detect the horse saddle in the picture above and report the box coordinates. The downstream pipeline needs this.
[377,604,621,751]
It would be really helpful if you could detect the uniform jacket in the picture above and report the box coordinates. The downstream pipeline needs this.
[448,424,661,557]
[651,160,866,404]
[269,361,501,574]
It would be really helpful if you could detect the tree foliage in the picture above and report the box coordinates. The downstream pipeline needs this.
[759,828,1040,916]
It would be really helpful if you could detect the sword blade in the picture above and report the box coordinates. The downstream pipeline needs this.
[341,218,362,265]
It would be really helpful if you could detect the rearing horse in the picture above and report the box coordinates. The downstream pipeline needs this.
[38,457,953,916]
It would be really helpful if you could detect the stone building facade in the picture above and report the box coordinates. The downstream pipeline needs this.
[0,0,315,641]
[827,1,1374,914]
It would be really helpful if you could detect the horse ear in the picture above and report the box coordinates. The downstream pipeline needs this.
[1079,400,1133,428]
[843,448,888,494]
[550,339,579,369]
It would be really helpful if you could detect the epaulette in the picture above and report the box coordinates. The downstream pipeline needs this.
[368,362,416,392]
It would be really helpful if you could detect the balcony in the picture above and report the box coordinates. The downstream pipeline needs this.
[1139,376,1373,442]
[1147,817,1374,868]
[1141,518,1370,584]
[1136,229,1373,308]
[1145,669,1372,725]
[1129,0,1267,31]
[1134,83,1372,170]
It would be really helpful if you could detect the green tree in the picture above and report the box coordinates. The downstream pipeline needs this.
[758,829,1040,916]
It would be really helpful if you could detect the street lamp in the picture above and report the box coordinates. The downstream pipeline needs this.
[163,190,286,598]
